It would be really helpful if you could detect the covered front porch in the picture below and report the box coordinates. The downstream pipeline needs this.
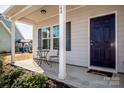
[14,59,124,87]
[4,5,124,87]
[5,5,84,79]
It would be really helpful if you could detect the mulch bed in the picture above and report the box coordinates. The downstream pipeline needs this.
[46,79,70,88]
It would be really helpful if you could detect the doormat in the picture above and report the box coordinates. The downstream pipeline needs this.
[87,69,113,77]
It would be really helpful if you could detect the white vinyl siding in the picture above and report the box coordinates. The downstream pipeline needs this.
[34,5,124,73]
[0,23,11,52]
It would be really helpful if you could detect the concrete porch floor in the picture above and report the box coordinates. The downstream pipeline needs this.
[14,59,124,88]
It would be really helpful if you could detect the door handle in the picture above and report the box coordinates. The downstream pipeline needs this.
[90,43,93,46]
[110,43,115,47]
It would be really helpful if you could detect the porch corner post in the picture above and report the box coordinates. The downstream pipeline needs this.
[32,26,35,58]
[58,5,66,79]
[11,20,15,64]
[32,26,38,58]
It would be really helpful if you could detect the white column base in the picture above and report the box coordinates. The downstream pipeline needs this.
[58,72,66,79]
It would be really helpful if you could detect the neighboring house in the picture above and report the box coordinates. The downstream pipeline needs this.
[0,14,24,53]
[16,39,32,53]
[19,39,32,46]
[4,5,124,80]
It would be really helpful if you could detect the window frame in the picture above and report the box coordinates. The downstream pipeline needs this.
[52,25,59,50]
[38,21,71,51]
[41,26,51,49]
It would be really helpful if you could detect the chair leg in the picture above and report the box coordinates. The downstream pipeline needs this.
[49,62,52,67]
[38,60,40,66]
[36,59,39,65]
[47,58,52,67]
[40,60,43,66]
[39,60,42,66]
[47,60,52,67]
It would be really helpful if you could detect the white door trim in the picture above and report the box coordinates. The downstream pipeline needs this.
[88,11,118,73]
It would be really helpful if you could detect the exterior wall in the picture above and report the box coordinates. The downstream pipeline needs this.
[34,5,124,73]
[0,15,24,41]
[0,15,24,53]
[0,23,11,52]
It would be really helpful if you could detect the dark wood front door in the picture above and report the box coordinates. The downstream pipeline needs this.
[90,14,116,69]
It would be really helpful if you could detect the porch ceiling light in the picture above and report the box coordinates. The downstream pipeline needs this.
[40,9,47,14]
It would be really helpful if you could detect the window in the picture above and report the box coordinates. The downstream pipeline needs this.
[42,27,51,49]
[53,25,59,49]
[40,22,71,50]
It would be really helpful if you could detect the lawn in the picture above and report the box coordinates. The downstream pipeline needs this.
[0,53,32,64]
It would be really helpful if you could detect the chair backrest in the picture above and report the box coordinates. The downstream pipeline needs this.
[37,50,42,58]
[42,50,49,57]
[36,49,49,58]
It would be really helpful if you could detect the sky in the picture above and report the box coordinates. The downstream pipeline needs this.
[0,5,33,39]
[0,5,10,13]
[16,22,33,39]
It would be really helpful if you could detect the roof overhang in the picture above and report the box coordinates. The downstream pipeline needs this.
[4,5,86,25]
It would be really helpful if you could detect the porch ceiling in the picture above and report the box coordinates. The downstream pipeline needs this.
[4,5,84,25]
[4,5,27,17]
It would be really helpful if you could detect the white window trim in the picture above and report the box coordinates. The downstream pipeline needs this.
[38,22,71,51]
[39,24,60,50]
[52,25,59,50]
[42,27,51,49]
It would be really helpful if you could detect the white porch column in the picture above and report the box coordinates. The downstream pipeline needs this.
[11,20,15,64]
[58,5,66,79]
[32,26,38,58]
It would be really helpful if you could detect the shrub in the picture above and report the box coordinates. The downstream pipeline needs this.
[0,56,4,74]
[0,64,69,88]
[13,73,48,88]
[0,68,25,88]
[0,56,3,68]
[0,64,49,88]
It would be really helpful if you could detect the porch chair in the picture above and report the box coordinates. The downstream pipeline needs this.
[49,49,59,63]
[33,49,50,66]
